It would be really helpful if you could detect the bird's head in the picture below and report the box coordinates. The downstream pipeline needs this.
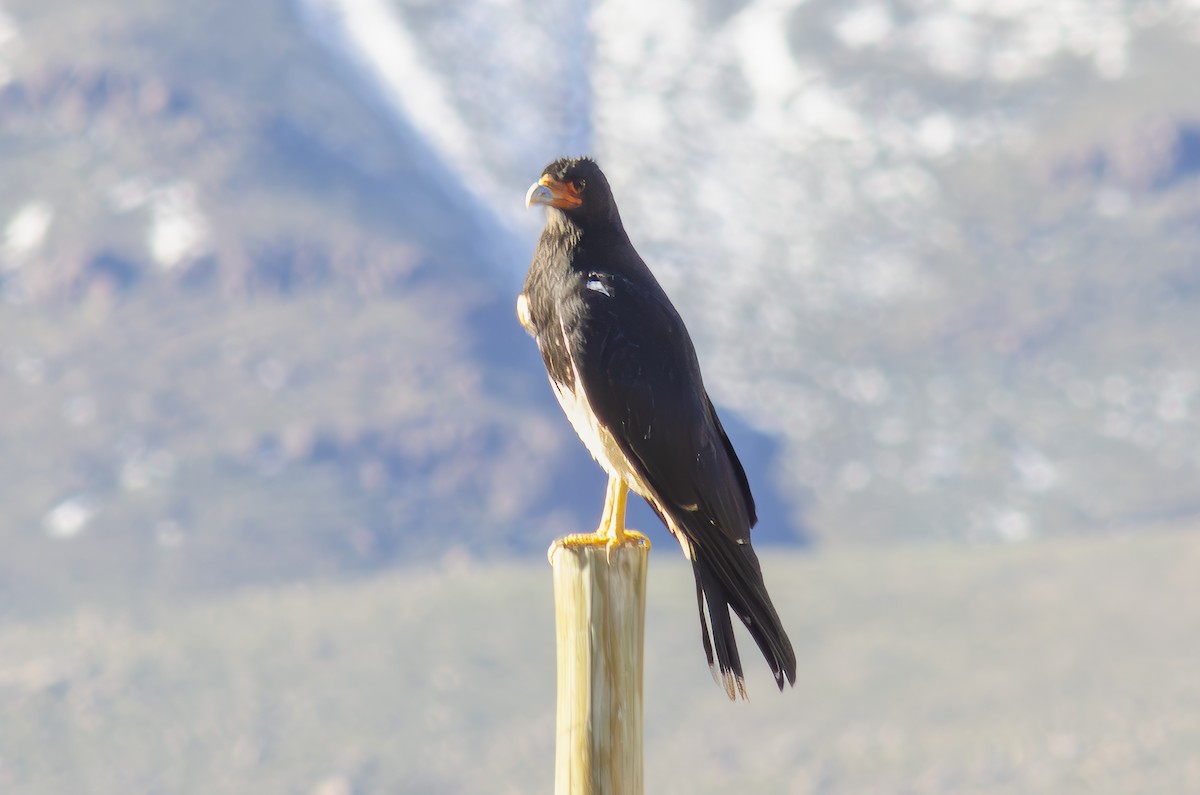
[525,157,618,225]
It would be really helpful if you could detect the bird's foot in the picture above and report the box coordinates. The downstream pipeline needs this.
[547,529,651,565]
[605,528,651,563]
[547,531,605,565]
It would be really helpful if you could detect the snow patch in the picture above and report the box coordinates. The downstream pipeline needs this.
[147,183,209,269]
[297,0,591,246]
[43,495,98,540]
[2,201,53,268]
[835,3,894,49]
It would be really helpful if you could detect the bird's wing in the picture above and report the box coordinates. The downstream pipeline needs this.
[560,269,753,543]
[562,266,795,696]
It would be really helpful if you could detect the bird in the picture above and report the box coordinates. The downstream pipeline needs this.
[519,156,796,699]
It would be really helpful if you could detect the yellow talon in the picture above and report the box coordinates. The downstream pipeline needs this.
[547,529,650,565]
[605,529,650,562]
[547,475,651,565]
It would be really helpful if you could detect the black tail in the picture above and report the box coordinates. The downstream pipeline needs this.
[691,542,796,700]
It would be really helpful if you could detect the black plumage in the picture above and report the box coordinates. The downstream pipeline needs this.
[520,156,796,699]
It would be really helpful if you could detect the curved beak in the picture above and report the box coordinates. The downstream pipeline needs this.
[525,175,582,209]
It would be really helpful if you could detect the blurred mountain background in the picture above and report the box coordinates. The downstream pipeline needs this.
[3,0,1200,792]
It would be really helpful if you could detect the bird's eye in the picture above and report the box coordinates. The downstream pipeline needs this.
[574,179,587,192]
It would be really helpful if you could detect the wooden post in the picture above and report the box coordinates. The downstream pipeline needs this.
[550,539,649,795]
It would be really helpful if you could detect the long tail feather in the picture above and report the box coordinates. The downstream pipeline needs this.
[690,543,796,700]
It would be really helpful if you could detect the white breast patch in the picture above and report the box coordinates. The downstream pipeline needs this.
[552,319,640,492]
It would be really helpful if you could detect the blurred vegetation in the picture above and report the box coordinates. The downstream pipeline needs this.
[2,531,1198,793]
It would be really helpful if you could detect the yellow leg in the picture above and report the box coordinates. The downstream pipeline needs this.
[605,474,628,542]
[548,474,650,563]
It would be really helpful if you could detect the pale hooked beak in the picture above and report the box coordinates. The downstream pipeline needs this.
[525,182,554,208]
[525,175,583,209]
